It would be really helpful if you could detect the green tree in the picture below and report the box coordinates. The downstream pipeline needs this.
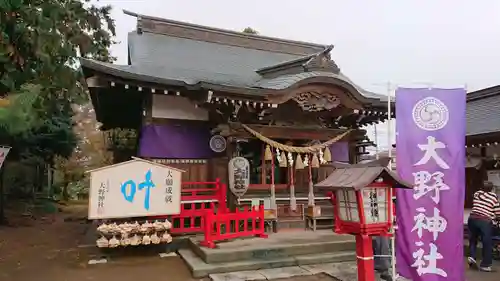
[54,103,112,200]
[242,27,258,35]
[0,0,116,223]
[0,0,115,96]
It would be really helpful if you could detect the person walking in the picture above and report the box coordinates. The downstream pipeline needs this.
[467,181,500,272]
[373,235,393,281]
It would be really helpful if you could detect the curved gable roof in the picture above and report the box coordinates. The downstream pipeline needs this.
[82,11,388,106]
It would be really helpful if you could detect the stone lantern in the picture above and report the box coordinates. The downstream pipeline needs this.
[316,158,411,281]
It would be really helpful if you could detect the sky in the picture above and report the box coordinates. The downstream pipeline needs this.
[92,0,500,152]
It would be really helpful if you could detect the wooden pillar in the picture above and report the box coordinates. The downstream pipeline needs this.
[226,139,237,212]
[349,142,358,164]
[355,234,376,281]
[308,157,314,206]
[270,148,277,210]
[260,143,266,184]
[480,146,487,183]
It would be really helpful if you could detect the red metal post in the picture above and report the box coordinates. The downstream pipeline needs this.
[355,234,376,281]
[219,182,228,213]
[200,210,216,248]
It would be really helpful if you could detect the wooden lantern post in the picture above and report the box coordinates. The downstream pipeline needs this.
[315,159,412,281]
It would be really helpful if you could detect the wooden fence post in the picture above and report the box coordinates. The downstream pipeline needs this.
[200,210,216,248]
[257,205,268,238]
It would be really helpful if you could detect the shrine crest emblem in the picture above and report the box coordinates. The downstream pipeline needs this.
[412,97,449,131]
[209,135,227,153]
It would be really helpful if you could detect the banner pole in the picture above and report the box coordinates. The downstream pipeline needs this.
[374,124,379,160]
[387,82,392,162]
[386,83,397,280]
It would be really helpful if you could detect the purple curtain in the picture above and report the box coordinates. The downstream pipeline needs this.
[330,142,349,162]
[138,122,215,159]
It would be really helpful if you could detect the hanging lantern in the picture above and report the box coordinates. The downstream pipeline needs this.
[264,145,273,161]
[311,153,320,168]
[323,147,332,162]
[295,154,305,170]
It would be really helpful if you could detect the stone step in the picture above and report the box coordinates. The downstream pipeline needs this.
[188,232,355,264]
[178,248,356,278]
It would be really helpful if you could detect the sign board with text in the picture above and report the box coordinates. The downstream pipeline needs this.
[87,157,184,220]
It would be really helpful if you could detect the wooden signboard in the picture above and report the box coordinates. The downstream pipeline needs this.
[228,156,250,198]
[87,157,184,219]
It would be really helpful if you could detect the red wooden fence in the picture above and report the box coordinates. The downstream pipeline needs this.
[151,178,227,234]
[200,205,268,248]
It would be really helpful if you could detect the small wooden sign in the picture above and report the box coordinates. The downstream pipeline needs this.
[87,157,184,219]
[228,156,250,198]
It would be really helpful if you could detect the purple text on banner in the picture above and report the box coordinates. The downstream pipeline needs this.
[395,88,466,281]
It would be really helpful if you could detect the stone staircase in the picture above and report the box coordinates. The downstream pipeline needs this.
[178,230,356,278]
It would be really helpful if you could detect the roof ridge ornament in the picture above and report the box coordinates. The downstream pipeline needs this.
[302,45,340,74]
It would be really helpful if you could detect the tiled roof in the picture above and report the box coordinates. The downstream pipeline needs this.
[81,20,388,102]
[128,32,301,88]
[255,71,389,101]
[466,87,500,136]
[315,158,412,190]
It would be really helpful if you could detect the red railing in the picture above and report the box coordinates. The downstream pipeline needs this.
[200,205,268,248]
[151,178,227,234]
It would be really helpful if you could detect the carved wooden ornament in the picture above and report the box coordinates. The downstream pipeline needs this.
[293,91,341,111]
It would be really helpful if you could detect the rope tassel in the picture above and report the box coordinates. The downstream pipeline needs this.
[279,152,287,167]
[311,153,320,168]
[264,145,273,161]
[323,147,332,162]
[295,154,304,170]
